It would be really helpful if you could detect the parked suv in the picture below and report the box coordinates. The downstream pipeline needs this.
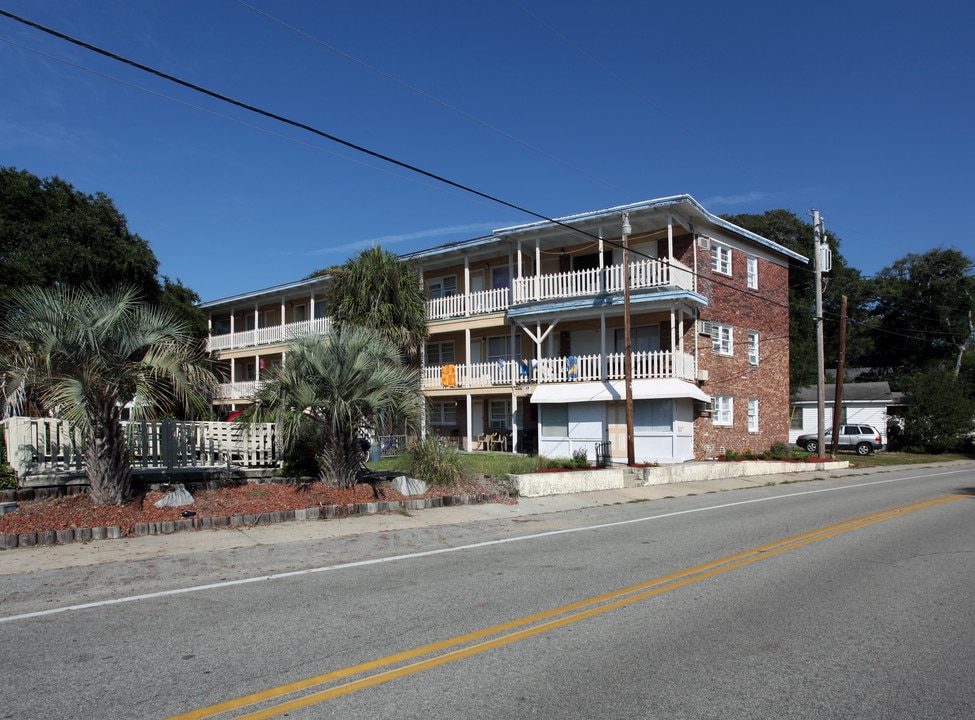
[795,425,884,455]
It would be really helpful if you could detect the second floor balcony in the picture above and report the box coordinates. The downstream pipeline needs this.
[425,257,695,321]
[421,349,696,390]
[208,317,331,353]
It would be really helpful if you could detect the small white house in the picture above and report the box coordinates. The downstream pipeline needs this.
[789,382,895,447]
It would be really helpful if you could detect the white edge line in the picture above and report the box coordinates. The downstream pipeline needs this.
[2,468,970,624]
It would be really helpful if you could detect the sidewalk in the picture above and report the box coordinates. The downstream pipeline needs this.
[0,464,875,576]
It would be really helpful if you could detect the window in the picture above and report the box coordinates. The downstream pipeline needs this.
[428,275,457,299]
[712,324,733,356]
[711,243,732,275]
[487,335,521,362]
[748,331,759,365]
[573,251,613,271]
[790,406,803,429]
[425,341,455,366]
[489,399,517,429]
[428,401,457,426]
[713,395,733,425]
[634,399,673,432]
[491,266,510,290]
[541,403,568,437]
[746,256,758,289]
[213,317,230,335]
[614,325,661,353]
[748,398,759,433]
[293,304,307,323]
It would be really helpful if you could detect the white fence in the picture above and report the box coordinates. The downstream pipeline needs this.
[422,350,696,389]
[1,417,280,479]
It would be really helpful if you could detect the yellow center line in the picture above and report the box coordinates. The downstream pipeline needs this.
[168,494,964,720]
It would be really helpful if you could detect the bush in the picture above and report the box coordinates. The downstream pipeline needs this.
[0,463,15,490]
[572,447,589,468]
[279,424,324,480]
[405,436,466,487]
[762,441,794,460]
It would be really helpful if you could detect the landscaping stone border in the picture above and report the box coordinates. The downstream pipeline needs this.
[0,492,499,550]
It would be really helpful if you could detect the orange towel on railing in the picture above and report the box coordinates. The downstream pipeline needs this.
[441,364,457,387]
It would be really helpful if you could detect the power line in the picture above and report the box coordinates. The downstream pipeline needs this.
[0,8,799,316]
[232,0,639,201]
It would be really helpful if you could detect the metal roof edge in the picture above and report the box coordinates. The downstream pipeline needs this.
[199,274,331,308]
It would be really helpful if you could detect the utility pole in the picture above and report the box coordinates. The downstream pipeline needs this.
[622,212,635,466]
[830,295,848,459]
[811,210,829,458]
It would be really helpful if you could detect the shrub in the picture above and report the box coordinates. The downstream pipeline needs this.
[762,441,793,460]
[724,448,740,461]
[572,447,589,468]
[279,424,324,480]
[405,436,466,487]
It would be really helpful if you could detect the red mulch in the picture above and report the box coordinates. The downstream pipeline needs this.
[0,479,510,538]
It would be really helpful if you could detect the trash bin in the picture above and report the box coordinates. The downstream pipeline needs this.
[370,445,381,463]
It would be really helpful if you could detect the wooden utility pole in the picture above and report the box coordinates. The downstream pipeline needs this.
[829,295,847,459]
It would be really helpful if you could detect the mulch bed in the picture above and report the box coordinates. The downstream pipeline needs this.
[0,478,513,543]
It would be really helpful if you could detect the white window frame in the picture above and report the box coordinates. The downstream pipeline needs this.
[711,243,732,276]
[746,255,758,289]
[748,331,759,366]
[713,395,733,426]
[712,324,733,356]
[427,275,457,299]
[425,340,455,366]
[428,401,457,426]
[748,397,759,433]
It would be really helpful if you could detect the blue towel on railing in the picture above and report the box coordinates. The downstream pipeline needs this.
[519,360,529,377]
[567,355,578,380]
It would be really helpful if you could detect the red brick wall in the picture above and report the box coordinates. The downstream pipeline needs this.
[694,241,791,457]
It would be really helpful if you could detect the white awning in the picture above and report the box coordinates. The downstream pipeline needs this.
[529,379,710,404]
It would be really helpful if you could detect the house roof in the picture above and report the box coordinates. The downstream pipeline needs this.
[793,381,893,404]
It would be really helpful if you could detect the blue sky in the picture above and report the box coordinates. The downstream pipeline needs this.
[2,1,972,302]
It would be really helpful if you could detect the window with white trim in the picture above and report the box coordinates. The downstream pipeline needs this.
[713,395,733,426]
[425,341,455,366]
[748,331,759,365]
[427,275,457,299]
[712,324,733,356]
[711,243,732,275]
[428,401,457,426]
[746,255,758,289]
[748,397,759,432]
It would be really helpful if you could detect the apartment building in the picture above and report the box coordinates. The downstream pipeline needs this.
[200,195,806,464]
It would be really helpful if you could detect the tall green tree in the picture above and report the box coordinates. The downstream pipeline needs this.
[898,368,975,453]
[0,286,216,505]
[867,248,975,377]
[327,246,428,363]
[0,167,159,302]
[0,167,205,334]
[723,210,871,390]
[249,327,423,487]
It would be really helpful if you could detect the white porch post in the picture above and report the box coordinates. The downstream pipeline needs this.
[464,255,470,317]
[600,311,607,380]
[280,296,286,327]
[466,393,473,451]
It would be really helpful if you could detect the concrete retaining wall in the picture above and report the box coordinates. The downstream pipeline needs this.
[513,468,626,497]
[513,460,848,498]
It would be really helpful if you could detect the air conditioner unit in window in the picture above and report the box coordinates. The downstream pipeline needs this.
[698,320,713,336]
[697,236,711,250]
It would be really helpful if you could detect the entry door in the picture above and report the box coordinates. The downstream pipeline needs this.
[607,402,627,460]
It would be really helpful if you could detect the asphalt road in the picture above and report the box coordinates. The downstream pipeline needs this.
[2,463,974,719]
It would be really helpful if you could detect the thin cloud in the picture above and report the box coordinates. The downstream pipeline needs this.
[307,222,498,256]
[703,191,769,206]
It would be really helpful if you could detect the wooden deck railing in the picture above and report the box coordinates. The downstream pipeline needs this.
[1,417,280,479]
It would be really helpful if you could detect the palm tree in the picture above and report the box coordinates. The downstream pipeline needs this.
[249,326,423,487]
[327,246,428,363]
[0,286,216,505]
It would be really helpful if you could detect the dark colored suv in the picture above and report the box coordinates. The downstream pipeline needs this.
[795,424,884,455]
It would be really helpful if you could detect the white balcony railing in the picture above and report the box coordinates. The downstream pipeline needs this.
[208,317,331,353]
[511,257,693,306]
[422,350,696,390]
[214,380,264,400]
[426,287,509,321]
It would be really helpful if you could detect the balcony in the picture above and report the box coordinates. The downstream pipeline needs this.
[426,287,509,321]
[208,317,331,353]
[422,350,696,390]
[214,380,262,400]
[511,257,693,306]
